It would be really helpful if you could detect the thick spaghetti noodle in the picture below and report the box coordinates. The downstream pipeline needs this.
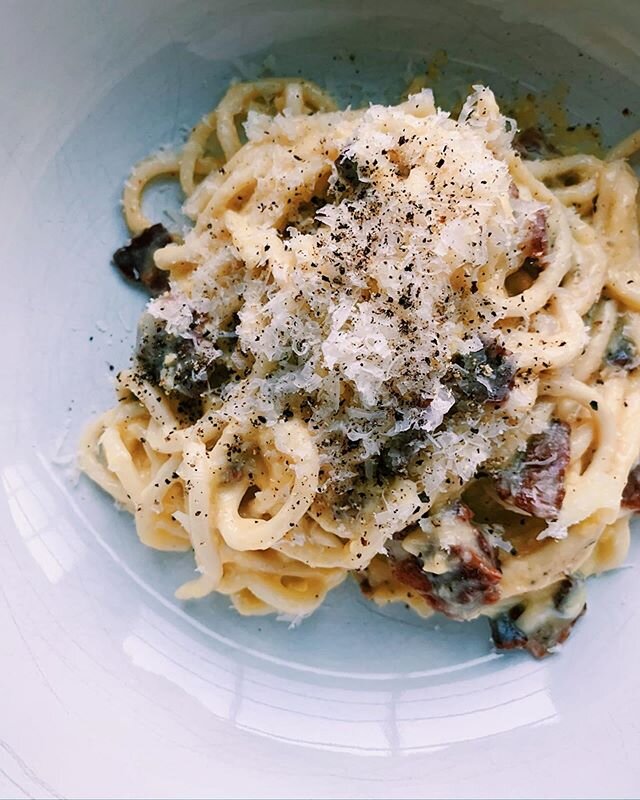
[80,79,640,655]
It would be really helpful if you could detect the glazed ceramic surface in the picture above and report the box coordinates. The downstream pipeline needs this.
[2,1,640,796]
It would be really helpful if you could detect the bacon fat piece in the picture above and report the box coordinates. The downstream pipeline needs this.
[113,223,172,294]
[494,420,571,521]
[389,503,502,619]
[490,576,586,658]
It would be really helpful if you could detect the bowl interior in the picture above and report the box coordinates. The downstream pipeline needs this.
[3,1,640,797]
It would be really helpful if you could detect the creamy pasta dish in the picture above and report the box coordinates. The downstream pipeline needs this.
[80,78,640,657]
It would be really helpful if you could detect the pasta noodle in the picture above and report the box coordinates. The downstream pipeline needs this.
[80,78,640,654]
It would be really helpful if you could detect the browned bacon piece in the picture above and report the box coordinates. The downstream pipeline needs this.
[494,420,571,520]
[390,504,502,619]
[490,576,586,658]
[327,151,368,202]
[605,324,638,369]
[135,312,232,402]
[622,464,640,511]
[522,209,548,262]
[113,223,172,294]
[452,340,516,408]
[513,126,560,159]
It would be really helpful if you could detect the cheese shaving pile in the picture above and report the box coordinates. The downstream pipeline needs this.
[148,88,545,507]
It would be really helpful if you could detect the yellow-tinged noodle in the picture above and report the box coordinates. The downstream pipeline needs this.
[79,78,640,628]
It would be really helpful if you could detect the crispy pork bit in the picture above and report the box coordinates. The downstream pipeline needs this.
[495,420,570,520]
[622,464,640,511]
[329,152,367,202]
[452,340,516,407]
[605,323,638,369]
[136,312,231,400]
[513,126,560,159]
[523,209,548,262]
[390,504,502,619]
[489,607,529,651]
[335,153,360,186]
[490,576,586,658]
[113,223,173,294]
[505,210,548,297]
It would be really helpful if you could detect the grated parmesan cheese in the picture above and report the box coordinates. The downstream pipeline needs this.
[140,88,548,508]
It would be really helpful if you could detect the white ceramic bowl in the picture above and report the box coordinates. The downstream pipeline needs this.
[3,1,640,797]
